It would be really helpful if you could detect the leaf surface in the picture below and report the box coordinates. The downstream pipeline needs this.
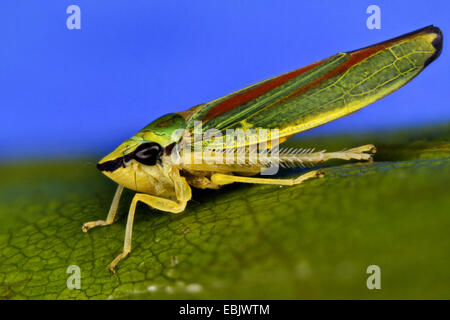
[0,125,449,299]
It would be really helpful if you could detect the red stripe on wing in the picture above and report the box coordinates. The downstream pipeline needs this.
[202,25,434,124]
[203,58,329,122]
[247,27,437,109]
[271,44,387,105]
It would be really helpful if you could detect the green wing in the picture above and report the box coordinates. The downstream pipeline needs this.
[185,26,442,150]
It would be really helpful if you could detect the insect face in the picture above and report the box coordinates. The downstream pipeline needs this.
[96,139,170,194]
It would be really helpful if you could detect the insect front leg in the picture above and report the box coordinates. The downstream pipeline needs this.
[211,170,324,186]
[108,171,192,273]
[82,184,124,232]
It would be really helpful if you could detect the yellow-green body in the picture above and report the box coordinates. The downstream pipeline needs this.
[83,26,443,273]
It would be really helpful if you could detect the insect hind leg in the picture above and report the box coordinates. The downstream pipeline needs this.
[346,144,376,156]
[322,144,376,162]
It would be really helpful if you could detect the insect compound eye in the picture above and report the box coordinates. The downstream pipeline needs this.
[133,142,163,166]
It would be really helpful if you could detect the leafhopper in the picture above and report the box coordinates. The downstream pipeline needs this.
[83,26,443,273]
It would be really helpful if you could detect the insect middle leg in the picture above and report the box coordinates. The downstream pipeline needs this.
[108,172,192,273]
[82,184,124,233]
[210,170,324,186]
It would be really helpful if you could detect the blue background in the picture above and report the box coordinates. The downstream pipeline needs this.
[0,0,448,160]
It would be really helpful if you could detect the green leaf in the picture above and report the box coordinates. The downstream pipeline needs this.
[1,125,449,299]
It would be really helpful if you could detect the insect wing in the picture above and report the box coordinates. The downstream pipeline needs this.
[185,26,442,150]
